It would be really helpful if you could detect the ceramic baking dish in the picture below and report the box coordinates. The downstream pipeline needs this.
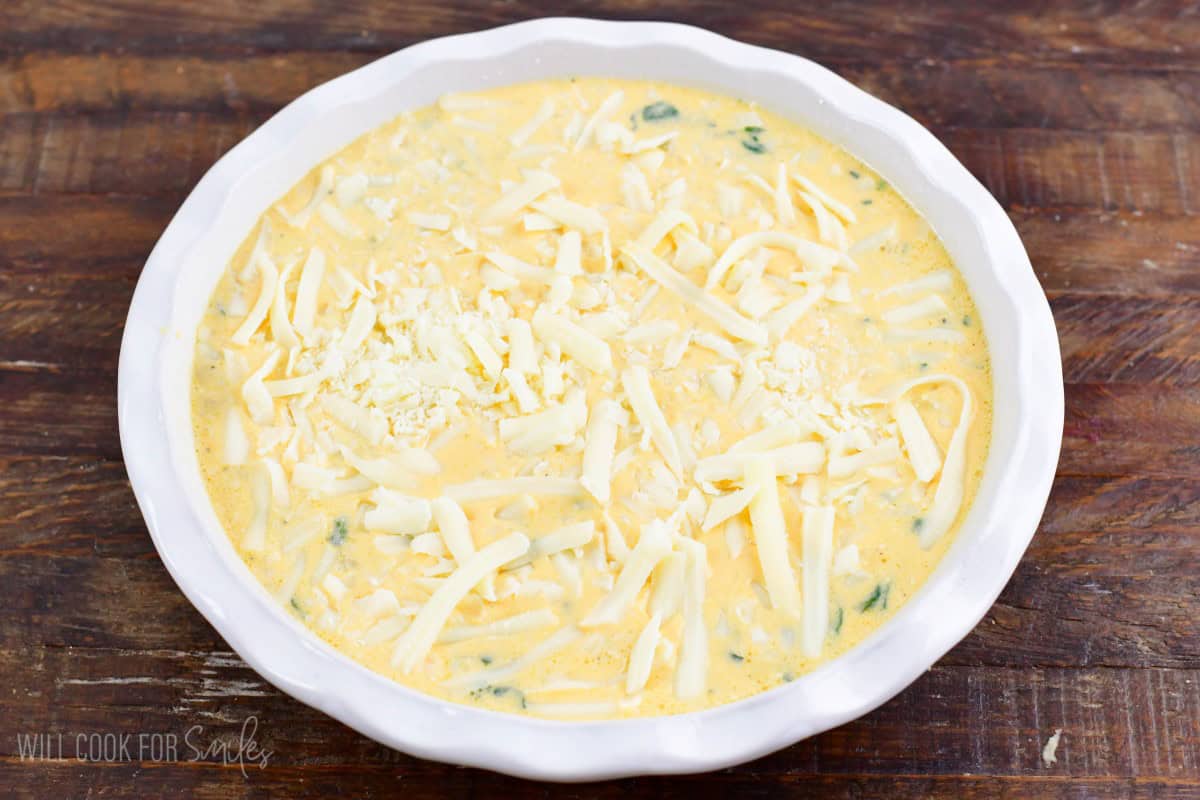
[118,17,1063,780]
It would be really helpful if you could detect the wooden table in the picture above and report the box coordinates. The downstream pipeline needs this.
[2,2,1198,797]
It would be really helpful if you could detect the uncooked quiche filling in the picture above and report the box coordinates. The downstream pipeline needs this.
[190,78,992,718]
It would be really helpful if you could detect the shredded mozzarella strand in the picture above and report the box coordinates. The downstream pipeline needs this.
[800,505,835,657]
[438,608,557,644]
[626,613,661,694]
[510,98,556,147]
[291,246,325,340]
[393,532,530,673]
[622,365,684,479]
[581,399,624,503]
[707,231,841,290]
[623,243,768,345]
[674,537,709,699]
[893,375,973,548]
[883,294,950,325]
[894,398,942,482]
[745,456,802,618]
[231,246,279,346]
[507,522,595,569]
[573,90,625,152]
[481,170,560,223]
[445,625,581,689]
[582,519,673,626]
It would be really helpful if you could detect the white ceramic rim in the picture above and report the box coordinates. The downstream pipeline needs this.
[118,18,1064,781]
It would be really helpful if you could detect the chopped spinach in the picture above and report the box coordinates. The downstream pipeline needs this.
[781,671,796,683]
[729,651,746,663]
[328,516,349,546]
[480,655,493,666]
[831,606,844,635]
[641,101,679,122]
[859,582,892,612]
[740,131,767,154]
[289,597,305,617]
[877,179,889,191]
[862,198,873,205]
[470,684,527,709]
[848,169,861,179]
[962,314,972,327]
[743,125,765,134]
[912,517,926,534]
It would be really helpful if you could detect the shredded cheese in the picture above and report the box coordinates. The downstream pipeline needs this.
[281,165,333,229]
[531,197,608,234]
[268,257,300,348]
[894,398,942,482]
[894,375,973,548]
[883,294,950,325]
[582,519,673,626]
[343,447,439,490]
[573,90,624,151]
[392,532,530,673]
[701,485,759,531]
[800,505,835,657]
[707,231,841,291]
[626,612,661,694]
[291,246,326,340]
[480,170,560,223]
[636,208,699,252]
[554,230,583,275]
[243,464,270,552]
[231,247,279,346]
[430,496,475,565]
[532,306,613,374]
[622,243,768,345]
[745,456,802,618]
[696,442,825,484]
[446,625,581,690]
[439,608,558,644]
[792,173,858,224]
[674,537,708,699]
[621,365,684,479]
[581,399,624,503]
[507,521,595,569]
[881,270,953,297]
[364,490,433,534]
[828,440,902,479]
[510,98,556,147]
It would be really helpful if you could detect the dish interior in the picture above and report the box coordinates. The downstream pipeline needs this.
[187,77,991,719]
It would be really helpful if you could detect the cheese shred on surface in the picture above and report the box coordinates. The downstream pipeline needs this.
[192,78,992,720]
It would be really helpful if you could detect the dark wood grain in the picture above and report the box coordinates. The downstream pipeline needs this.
[6,53,1200,134]
[4,0,1200,69]
[0,762,1195,800]
[0,1,1197,797]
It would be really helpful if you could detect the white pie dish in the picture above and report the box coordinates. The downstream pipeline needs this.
[118,17,1063,781]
